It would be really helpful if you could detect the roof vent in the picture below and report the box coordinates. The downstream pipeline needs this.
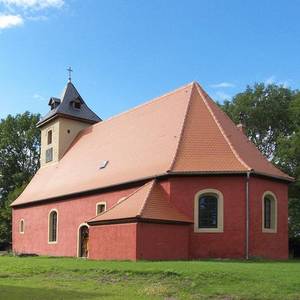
[99,160,109,170]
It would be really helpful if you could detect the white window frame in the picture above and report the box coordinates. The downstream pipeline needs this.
[194,189,224,233]
[96,202,107,215]
[48,209,58,244]
[262,191,277,233]
[19,219,25,234]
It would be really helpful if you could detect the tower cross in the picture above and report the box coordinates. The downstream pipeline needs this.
[67,66,73,82]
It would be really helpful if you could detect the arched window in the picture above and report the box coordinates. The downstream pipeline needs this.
[48,210,58,243]
[262,192,277,233]
[194,189,224,233]
[19,219,25,234]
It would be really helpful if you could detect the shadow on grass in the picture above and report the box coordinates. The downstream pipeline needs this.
[0,285,107,300]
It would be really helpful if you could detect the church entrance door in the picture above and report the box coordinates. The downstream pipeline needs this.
[78,225,89,258]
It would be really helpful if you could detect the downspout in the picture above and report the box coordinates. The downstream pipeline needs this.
[245,171,251,260]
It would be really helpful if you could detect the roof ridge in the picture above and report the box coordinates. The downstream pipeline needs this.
[168,82,196,171]
[138,179,156,217]
[195,83,251,171]
[80,82,195,133]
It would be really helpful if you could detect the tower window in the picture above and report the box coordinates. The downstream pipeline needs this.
[47,130,52,145]
[46,148,53,163]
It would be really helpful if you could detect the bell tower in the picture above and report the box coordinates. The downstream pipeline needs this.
[37,78,101,167]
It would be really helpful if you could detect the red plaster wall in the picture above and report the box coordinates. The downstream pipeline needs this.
[137,223,189,260]
[89,223,137,260]
[169,175,289,259]
[249,177,289,259]
[12,186,137,257]
[12,175,289,260]
[169,176,247,258]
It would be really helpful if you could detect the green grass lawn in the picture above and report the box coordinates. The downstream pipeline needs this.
[0,256,299,300]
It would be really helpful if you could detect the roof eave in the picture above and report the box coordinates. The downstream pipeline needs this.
[168,170,293,182]
[36,112,101,128]
[11,170,292,208]
[87,216,193,226]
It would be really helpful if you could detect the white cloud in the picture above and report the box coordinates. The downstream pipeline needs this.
[210,82,235,88]
[0,0,64,29]
[215,91,231,101]
[0,0,64,9]
[0,14,23,28]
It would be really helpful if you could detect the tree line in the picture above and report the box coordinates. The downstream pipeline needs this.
[0,83,299,250]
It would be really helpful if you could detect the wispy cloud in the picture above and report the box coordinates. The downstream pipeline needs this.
[33,93,45,101]
[264,75,290,88]
[26,14,47,21]
[0,14,23,28]
[210,82,235,89]
[0,0,64,29]
[0,0,64,10]
[215,91,231,101]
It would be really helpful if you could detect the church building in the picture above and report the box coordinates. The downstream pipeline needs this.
[11,80,292,260]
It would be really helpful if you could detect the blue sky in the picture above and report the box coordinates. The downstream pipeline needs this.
[0,0,299,120]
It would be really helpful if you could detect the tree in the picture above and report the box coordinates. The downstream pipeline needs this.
[0,184,27,248]
[222,83,300,240]
[276,93,300,238]
[223,83,296,160]
[0,112,40,249]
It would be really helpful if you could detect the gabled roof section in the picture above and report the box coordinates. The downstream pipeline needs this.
[88,180,192,225]
[12,83,193,206]
[169,83,292,181]
[12,81,292,207]
[37,82,101,127]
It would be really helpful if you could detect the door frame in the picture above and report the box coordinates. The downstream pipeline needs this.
[77,223,89,258]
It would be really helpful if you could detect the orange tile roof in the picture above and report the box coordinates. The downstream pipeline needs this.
[87,180,192,224]
[12,82,292,207]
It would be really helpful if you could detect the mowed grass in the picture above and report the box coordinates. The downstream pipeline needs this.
[0,256,299,300]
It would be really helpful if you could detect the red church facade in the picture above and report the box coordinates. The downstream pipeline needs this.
[12,81,292,260]
[12,175,289,260]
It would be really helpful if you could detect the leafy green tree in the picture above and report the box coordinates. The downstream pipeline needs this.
[223,83,296,160]
[0,184,27,248]
[222,83,300,239]
[0,112,40,249]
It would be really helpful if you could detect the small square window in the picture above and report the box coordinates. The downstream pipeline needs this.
[74,102,81,109]
[96,203,106,215]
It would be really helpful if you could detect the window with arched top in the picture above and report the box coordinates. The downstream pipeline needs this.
[19,219,25,234]
[194,189,224,233]
[48,210,58,243]
[262,192,277,233]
